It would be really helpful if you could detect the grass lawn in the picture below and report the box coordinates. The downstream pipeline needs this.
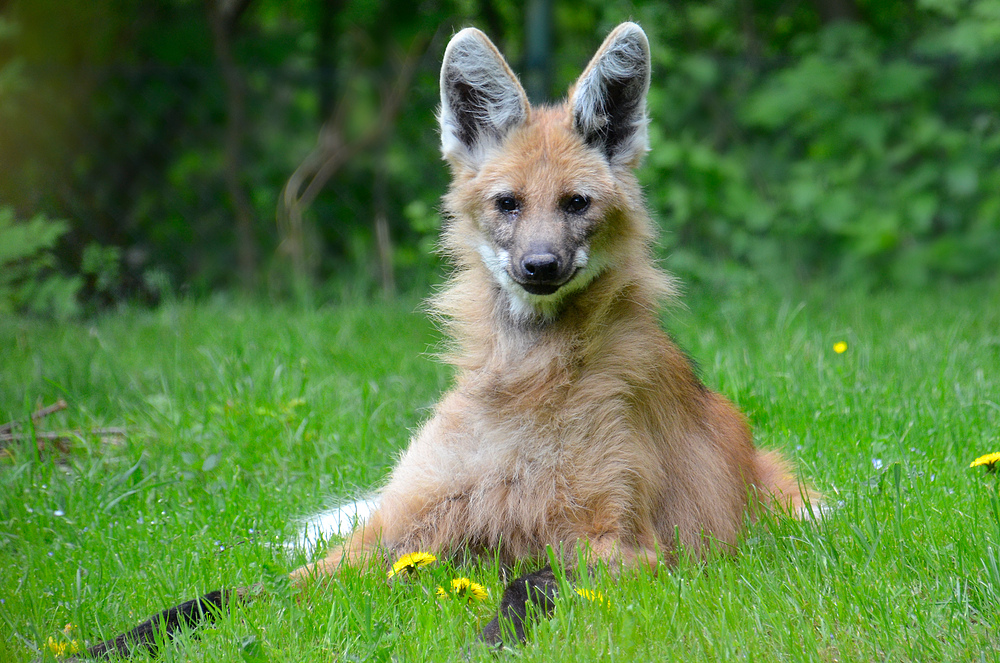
[2,279,999,661]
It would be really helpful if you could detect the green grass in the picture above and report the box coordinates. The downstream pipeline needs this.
[2,280,1000,662]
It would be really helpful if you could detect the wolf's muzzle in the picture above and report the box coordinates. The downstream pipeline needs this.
[514,252,577,295]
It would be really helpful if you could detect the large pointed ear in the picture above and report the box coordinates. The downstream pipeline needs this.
[439,28,529,170]
[570,23,651,168]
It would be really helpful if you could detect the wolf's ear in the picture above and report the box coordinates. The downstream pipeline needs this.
[570,23,651,168]
[439,28,529,170]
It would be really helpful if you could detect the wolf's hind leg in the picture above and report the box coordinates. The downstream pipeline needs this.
[72,513,385,660]
[289,509,387,584]
[69,585,258,661]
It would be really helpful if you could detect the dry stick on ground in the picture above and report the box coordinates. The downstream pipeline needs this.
[208,0,258,285]
[0,400,126,454]
[277,29,435,283]
[0,429,127,459]
[0,428,128,444]
[0,399,68,434]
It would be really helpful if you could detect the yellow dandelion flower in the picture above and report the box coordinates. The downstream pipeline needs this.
[387,551,436,578]
[574,587,609,607]
[436,577,488,602]
[833,342,848,354]
[280,398,307,416]
[45,637,80,658]
[970,452,1000,470]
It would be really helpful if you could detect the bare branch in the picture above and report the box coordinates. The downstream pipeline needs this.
[214,0,255,31]
[278,29,438,282]
[0,399,68,434]
[0,427,127,444]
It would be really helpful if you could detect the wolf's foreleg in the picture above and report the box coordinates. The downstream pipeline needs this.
[476,539,659,649]
[477,566,561,649]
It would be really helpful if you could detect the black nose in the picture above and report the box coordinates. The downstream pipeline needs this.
[521,254,560,282]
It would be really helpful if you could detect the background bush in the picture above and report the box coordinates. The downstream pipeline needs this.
[0,0,998,311]
[0,207,81,318]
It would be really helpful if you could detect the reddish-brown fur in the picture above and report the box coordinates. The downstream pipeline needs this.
[71,26,812,661]
[292,23,806,584]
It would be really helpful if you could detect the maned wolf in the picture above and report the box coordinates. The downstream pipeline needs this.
[74,22,808,659]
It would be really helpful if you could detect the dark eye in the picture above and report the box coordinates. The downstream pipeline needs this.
[496,196,520,215]
[563,194,590,214]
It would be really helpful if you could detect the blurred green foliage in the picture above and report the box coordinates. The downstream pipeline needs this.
[0,0,998,311]
[0,207,81,318]
[640,2,1000,286]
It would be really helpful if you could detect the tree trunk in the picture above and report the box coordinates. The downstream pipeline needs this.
[523,0,553,103]
[373,142,395,297]
[208,0,258,287]
[810,0,859,23]
[316,0,343,122]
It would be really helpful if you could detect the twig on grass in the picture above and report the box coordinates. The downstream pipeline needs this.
[0,399,68,434]
[0,427,127,444]
[0,399,126,457]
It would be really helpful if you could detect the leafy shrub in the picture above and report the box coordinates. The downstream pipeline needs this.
[0,206,82,317]
[3,1,999,298]
[641,6,1000,286]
